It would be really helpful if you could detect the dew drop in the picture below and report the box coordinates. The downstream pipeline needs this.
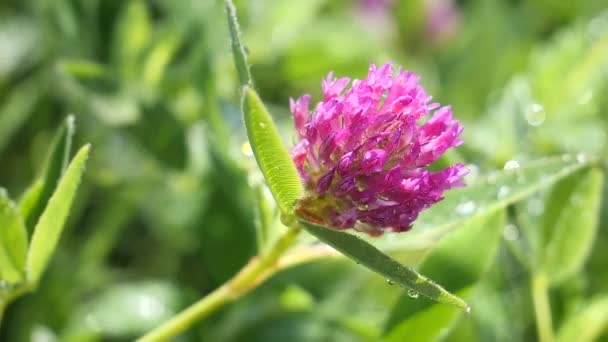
[465,305,472,314]
[386,279,395,285]
[503,223,519,241]
[525,103,546,126]
[497,185,511,199]
[576,153,587,164]
[407,289,419,299]
[503,160,520,170]
[456,200,476,216]
[527,198,545,217]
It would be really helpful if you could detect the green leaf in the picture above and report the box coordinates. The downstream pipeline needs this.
[383,209,506,340]
[26,144,90,285]
[65,281,182,339]
[253,184,276,252]
[373,155,596,254]
[557,295,608,342]
[24,115,75,232]
[225,0,252,86]
[142,32,181,89]
[242,87,302,215]
[542,168,604,285]
[299,220,468,311]
[0,194,28,283]
[113,0,151,80]
[0,76,42,155]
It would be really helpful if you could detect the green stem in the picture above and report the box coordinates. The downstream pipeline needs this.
[531,272,555,342]
[138,225,301,342]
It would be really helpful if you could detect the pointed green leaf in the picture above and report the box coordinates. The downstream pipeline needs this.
[557,295,608,342]
[0,193,28,283]
[242,87,302,214]
[142,32,181,89]
[383,209,506,340]
[24,115,75,232]
[299,220,468,310]
[542,168,603,285]
[113,0,151,80]
[225,0,251,86]
[26,144,90,285]
[373,155,597,254]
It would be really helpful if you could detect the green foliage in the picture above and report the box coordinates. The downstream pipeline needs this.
[242,87,303,215]
[1,0,608,340]
[226,0,252,86]
[541,169,604,285]
[0,194,28,284]
[26,144,90,285]
[23,115,75,232]
[557,295,608,342]
[299,220,468,310]
[384,209,506,340]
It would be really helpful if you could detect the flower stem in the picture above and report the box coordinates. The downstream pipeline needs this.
[138,225,301,342]
[531,272,555,342]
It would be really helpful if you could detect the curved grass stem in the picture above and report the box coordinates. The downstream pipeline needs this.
[138,225,302,342]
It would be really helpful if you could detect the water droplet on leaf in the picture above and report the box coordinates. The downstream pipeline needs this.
[576,153,587,164]
[456,200,476,216]
[527,198,545,217]
[407,289,419,298]
[497,185,510,199]
[503,160,520,170]
[525,103,545,126]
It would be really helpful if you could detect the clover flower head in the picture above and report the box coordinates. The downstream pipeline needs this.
[290,62,467,236]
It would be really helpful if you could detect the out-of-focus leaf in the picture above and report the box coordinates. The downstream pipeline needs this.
[142,32,181,89]
[113,0,151,80]
[542,168,603,285]
[0,17,39,78]
[383,209,506,340]
[557,295,608,342]
[225,0,251,86]
[299,220,468,310]
[0,193,28,283]
[245,0,325,61]
[24,115,75,232]
[58,59,108,80]
[0,77,42,155]
[241,87,302,215]
[91,94,141,126]
[26,145,90,285]
[18,179,42,228]
[373,155,597,254]
[253,184,276,252]
[65,281,182,339]
[530,19,608,120]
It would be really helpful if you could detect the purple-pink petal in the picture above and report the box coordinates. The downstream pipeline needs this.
[290,61,467,235]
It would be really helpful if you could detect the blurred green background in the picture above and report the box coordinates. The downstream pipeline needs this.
[1,0,608,341]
